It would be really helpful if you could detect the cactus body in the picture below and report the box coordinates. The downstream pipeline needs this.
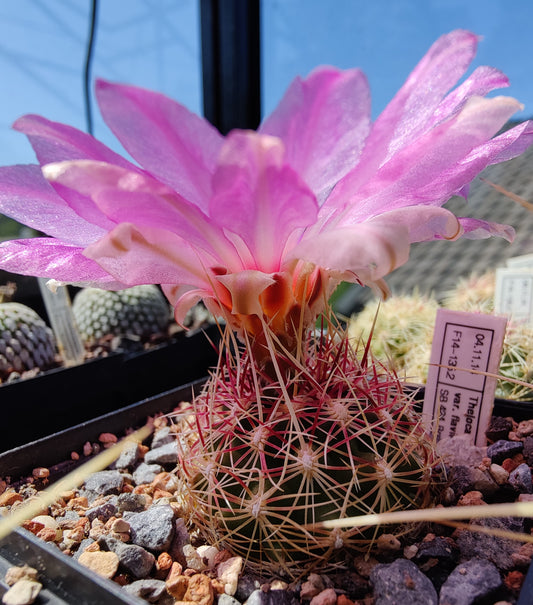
[0,302,56,380]
[72,285,170,344]
[178,328,439,576]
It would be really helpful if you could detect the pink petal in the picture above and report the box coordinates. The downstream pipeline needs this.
[260,67,370,203]
[95,79,224,212]
[216,271,277,316]
[0,238,125,288]
[13,114,135,169]
[458,217,515,241]
[323,95,523,227]
[321,30,480,213]
[471,119,533,165]
[0,165,107,245]
[289,221,411,286]
[431,65,509,124]
[162,285,204,325]
[84,222,216,288]
[43,160,242,269]
[209,131,318,273]
[290,206,462,285]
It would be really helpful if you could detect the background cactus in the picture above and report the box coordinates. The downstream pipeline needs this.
[72,285,171,345]
[177,324,440,576]
[348,275,533,400]
[347,293,438,383]
[0,301,56,382]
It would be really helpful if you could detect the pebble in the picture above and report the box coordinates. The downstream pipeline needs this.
[125,504,175,552]
[77,550,120,579]
[83,470,124,500]
[300,573,325,600]
[218,594,241,605]
[487,440,524,465]
[509,463,533,493]
[514,419,533,439]
[489,463,510,485]
[85,499,118,522]
[439,558,501,605]
[309,588,337,605]
[183,543,207,571]
[133,463,164,486]
[246,588,299,605]
[117,492,147,513]
[4,566,38,586]
[112,441,141,470]
[522,436,533,465]
[99,535,155,578]
[1,579,42,605]
[370,559,437,605]
[144,441,179,465]
[151,426,176,449]
[455,517,524,570]
[486,417,513,442]
[217,556,243,596]
[122,579,172,604]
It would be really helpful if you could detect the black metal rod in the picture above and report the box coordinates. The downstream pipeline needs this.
[84,0,99,135]
[200,0,261,134]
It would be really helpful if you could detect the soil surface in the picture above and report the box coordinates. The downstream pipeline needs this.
[1,412,532,605]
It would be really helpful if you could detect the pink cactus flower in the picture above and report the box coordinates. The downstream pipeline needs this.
[0,30,531,348]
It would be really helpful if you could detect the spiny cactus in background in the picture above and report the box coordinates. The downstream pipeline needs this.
[347,293,438,383]
[72,285,171,345]
[442,271,496,314]
[497,322,533,400]
[0,293,56,382]
[177,323,440,576]
[349,283,533,400]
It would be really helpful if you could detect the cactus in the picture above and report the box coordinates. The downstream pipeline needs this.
[177,322,440,576]
[72,285,171,345]
[0,301,56,381]
[442,271,496,314]
[347,293,438,382]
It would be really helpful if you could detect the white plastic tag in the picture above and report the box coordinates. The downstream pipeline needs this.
[494,268,533,324]
[423,309,506,446]
[506,253,533,270]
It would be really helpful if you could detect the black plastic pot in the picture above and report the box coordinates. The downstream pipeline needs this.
[0,325,220,452]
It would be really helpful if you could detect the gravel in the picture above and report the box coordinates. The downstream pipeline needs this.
[1,413,532,604]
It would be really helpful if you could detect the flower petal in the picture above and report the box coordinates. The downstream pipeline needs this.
[13,114,135,169]
[209,131,318,273]
[458,217,515,241]
[431,65,509,125]
[84,222,217,288]
[260,67,370,203]
[0,165,107,245]
[323,95,523,228]
[290,206,463,287]
[0,238,125,287]
[216,271,277,316]
[95,79,224,211]
[43,159,241,268]
[320,30,480,214]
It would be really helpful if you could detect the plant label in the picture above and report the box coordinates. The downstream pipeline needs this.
[506,253,533,270]
[423,309,507,446]
[494,268,533,324]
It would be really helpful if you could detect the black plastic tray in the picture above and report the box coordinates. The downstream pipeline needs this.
[0,325,219,452]
[0,380,204,604]
[0,528,144,604]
